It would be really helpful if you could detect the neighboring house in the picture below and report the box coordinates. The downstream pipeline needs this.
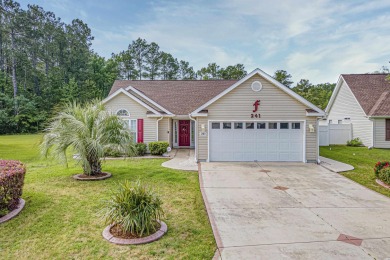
[324,74,390,148]
[103,69,324,163]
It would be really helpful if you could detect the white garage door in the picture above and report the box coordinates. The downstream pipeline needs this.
[209,121,304,162]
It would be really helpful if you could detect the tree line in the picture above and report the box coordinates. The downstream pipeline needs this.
[0,0,340,134]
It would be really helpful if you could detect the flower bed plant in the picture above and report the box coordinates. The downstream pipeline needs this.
[374,161,390,178]
[101,180,164,237]
[378,167,390,185]
[0,160,26,217]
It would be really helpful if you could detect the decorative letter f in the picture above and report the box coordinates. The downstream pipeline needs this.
[253,100,260,112]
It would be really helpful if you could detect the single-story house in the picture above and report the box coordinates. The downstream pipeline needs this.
[323,74,390,148]
[103,68,325,163]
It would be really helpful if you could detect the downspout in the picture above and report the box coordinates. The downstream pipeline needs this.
[189,114,197,162]
[156,116,164,141]
[317,117,320,164]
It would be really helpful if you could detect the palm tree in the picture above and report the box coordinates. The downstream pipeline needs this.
[41,101,134,176]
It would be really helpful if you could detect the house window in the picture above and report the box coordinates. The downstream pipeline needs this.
[386,119,390,141]
[117,109,129,117]
[212,122,220,129]
[292,123,301,129]
[269,122,278,129]
[246,122,254,129]
[223,122,231,129]
[234,122,243,129]
[338,120,342,124]
[329,120,333,124]
[257,123,266,129]
[280,122,289,129]
[129,119,137,143]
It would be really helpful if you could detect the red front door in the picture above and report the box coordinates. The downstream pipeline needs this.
[179,120,191,146]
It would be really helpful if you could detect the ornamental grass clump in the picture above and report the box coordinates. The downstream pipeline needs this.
[102,180,164,237]
[0,160,26,217]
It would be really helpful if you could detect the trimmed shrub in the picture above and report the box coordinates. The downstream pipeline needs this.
[346,138,363,147]
[103,147,122,157]
[135,143,147,156]
[148,141,169,156]
[101,180,164,236]
[0,160,26,217]
[378,167,390,185]
[374,161,390,178]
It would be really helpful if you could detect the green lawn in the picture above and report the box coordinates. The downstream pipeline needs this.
[320,145,390,197]
[0,135,215,259]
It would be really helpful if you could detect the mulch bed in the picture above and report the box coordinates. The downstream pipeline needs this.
[73,172,112,181]
[110,222,161,239]
[102,220,168,245]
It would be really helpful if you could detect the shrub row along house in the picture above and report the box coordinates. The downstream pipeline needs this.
[103,69,325,163]
[323,74,390,148]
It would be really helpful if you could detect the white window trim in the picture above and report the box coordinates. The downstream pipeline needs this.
[116,108,130,117]
[127,119,137,143]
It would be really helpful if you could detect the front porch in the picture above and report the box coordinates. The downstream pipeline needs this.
[172,119,196,148]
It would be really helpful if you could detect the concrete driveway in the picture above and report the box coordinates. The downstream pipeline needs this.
[200,162,390,260]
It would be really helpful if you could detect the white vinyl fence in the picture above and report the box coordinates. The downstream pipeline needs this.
[319,124,352,146]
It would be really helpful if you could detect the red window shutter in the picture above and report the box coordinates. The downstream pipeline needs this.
[386,119,390,141]
[137,119,144,143]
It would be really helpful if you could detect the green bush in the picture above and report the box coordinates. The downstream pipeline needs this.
[374,161,389,177]
[103,147,122,157]
[135,143,147,156]
[101,180,164,236]
[346,137,363,147]
[148,141,169,156]
[378,167,390,185]
[0,160,26,217]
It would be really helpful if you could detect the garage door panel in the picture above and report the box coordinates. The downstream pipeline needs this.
[268,132,278,139]
[267,152,279,161]
[279,142,290,151]
[209,121,304,162]
[279,152,291,161]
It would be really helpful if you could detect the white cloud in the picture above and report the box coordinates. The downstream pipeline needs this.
[88,0,390,83]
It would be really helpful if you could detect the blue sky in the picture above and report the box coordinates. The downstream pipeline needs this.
[18,0,390,84]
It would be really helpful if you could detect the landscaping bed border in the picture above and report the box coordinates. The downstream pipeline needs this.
[73,172,112,181]
[0,198,25,224]
[102,220,167,245]
[376,179,390,190]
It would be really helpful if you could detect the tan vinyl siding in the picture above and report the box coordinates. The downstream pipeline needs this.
[104,93,156,144]
[327,80,373,146]
[198,74,318,162]
[158,118,170,143]
[373,118,390,148]
[197,117,208,161]
[306,118,318,162]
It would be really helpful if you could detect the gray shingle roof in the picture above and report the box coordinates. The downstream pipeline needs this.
[109,80,238,115]
[342,74,390,116]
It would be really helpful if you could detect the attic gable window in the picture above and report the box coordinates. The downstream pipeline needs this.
[117,109,130,117]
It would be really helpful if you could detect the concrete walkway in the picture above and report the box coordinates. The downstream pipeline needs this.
[200,162,390,260]
[320,156,354,172]
[161,149,198,171]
